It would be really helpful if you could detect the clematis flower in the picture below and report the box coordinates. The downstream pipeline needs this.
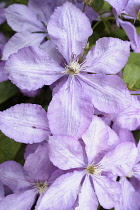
[0,143,62,209]
[0,182,4,201]
[0,33,8,82]
[0,2,6,25]
[37,116,138,210]
[0,103,51,143]
[4,2,136,137]
[105,0,129,14]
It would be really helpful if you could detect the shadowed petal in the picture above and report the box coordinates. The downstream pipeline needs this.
[5,46,64,90]
[0,189,36,210]
[48,2,92,63]
[5,4,45,32]
[38,171,84,210]
[48,135,85,170]
[0,182,4,201]
[48,77,94,139]
[0,161,31,192]
[0,104,50,143]
[0,62,8,82]
[84,37,130,74]
[2,32,46,60]
[125,0,140,20]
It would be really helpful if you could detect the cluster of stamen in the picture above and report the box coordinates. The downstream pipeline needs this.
[86,163,102,178]
[34,181,48,194]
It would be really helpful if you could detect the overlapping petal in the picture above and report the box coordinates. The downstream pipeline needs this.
[84,37,130,74]
[125,0,140,20]
[2,32,46,60]
[0,62,8,82]
[4,4,45,32]
[48,2,92,63]
[93,176,121,209]
[105,0,128,13]
[48,135,85,170]
[100,142,138,176]
[77,176,98,210]
[0,104,50,143]
[38,171,84,210]
[5,46,64,90]
[48,77,94,139]
[0,189,36,210]
[82,116,119,164]
[79,74,133,113]
[0,161,31,192]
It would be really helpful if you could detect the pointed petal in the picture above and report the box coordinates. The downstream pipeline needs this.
[48,2,92,63]
[0,62,8,82]
[5,46,63,90]
[0,104,50,143]
[77,176,98,210]
[82,116,119,164]
[133,163,140,181]
[79,74,133,113]
[2,32,46,60]
[0,189,36,210]
[105,0,128,13]
[100,142,138,176]
[24,143,56,182]
[0,182,4,201]
[93,176,121,209]
[4,4,44,32]
[85,37,130,74]
[48,77,94,139]
[48,135,85,170]
[38,171,84,210]
[0,161,30,192]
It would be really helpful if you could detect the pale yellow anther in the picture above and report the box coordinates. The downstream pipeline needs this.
[35,181,48,194]
[65,61,81,75]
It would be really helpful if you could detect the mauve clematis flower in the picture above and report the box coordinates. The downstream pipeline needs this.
[0,182,4,201]
[105,0,129,14]
[0,103,51,143]
[0,33,8,82]
[37,116,138,210]
[0,144,62,210]
[4,2,135,137]
[0,2,6,25]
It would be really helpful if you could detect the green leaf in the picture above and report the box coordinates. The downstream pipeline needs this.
[0,80,19,104]
[91,0,104,12]
[123,63,140,90]
[127,52,140,67]
[103,1,111,10]
[0,131,21,163]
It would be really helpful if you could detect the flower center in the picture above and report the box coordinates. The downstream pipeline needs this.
[35,181,48,194]
[126,170,134,178]
[86,164,102,177]
[65,61,81,76]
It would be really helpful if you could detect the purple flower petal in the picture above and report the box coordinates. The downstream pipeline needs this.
[0,62,8,82]
[0,182,4,201]
[106,0,128,13]
[93,176,121,209]
[47,2,92,63]
[24,143,56,182]
[84,37,130,74]
[133,163,140,181]
[0,161,31,192]
[82,116,119,164]
[48,77,94,139]
[0,189,36,210]
[5,46,63,90]
[78,176,98,209]
[125,0,140,20]
[116,177,140,210]
[0,103,50,143]
[48,135,85,170]
[80,74,133,113]
[100,142,138,176]
[0,3,6,25]
[2,32,46,60]
[38,171,84,210]
[4,4,44,32]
